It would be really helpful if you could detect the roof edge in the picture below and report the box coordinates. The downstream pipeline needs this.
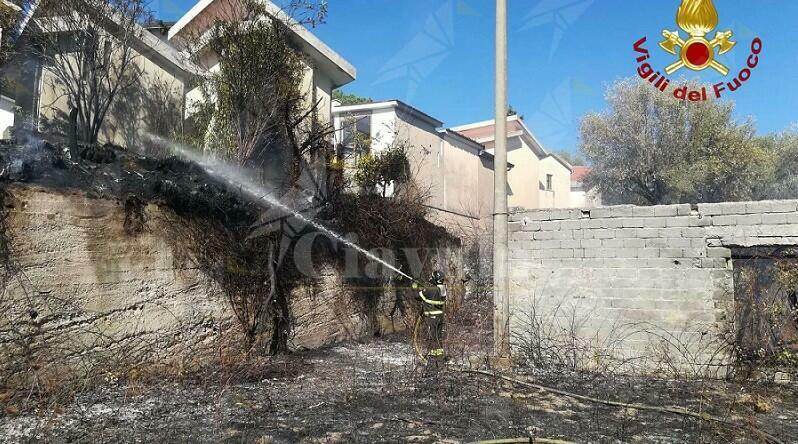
[333,99,443,128]
[169,0,355,86]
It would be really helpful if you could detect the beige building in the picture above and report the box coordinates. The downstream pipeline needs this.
[332,100,502,232]
[451,116,572,210]
[2,0,354,146]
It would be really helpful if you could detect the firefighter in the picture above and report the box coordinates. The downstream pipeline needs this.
[412,270,447,359]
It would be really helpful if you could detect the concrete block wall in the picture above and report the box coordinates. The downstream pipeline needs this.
[508,200,798,374]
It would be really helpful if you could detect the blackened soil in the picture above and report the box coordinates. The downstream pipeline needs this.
[1,338,795,443]
[0,139,260,230]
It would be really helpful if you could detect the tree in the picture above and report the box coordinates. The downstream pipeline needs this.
[332,89,372,106]
[353,144,410,197]
[754,128,798,200]
[31,0,150,145]
[185,0,339,354]
[580,78,769,205]
[190,0,334,187]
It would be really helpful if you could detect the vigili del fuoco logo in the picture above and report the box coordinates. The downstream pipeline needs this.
[633,0,762,101]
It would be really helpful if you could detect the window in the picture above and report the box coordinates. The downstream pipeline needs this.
[546,174,553,191]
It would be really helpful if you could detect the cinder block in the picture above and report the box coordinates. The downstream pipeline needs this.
[620,218,646,228]
[697,203,724,216]
[659,228,683,238]
[653,205,679,217]
[643,217,668,228]
[637,248,660,258]
[721,202,748,215]
[513,232,535,241]
[524,211,552,221]
[509,212,525,222]
[596,248,621,258]
[582,219,604,229]
[659,248,684,258]
[646,238,671,248]
[676,204,693,216]
[706,238,724,247]
[707,247,731,258]
[590,207,614,219]
[633,206,656,217]
[615,228,638,238]
[736,214,762,225]
[581,239,602,248]
[689,216,712,227]
[538,240,561,249]
[618,258,645,268]
[701,257,726,269]
[533,231,555,240]
[770,200,798,213]
[611,206,637,218]
[681,248,706,258]
[712,215,737,226]
[624,238,646,249]
[762,213,789,225]
[509,250,540,260]
[594,230,615,239]
[668,238,693,248]
[549,249,575,258]
[617,248,639,258]
[743,201,772,214]
[546,209,577,220]
[540,221,561,231]
[560,239,581,249]
[560,220,582,230]
[764,225,798,237]
[681,227,705,238]
[636,228,660,238]
[551,230,574,240]
[602,239,625,248]
[666,217,691,227]
[521,221,542,231]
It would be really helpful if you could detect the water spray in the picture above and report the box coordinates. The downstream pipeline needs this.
[145,134,415,282]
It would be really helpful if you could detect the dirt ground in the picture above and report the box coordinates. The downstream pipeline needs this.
[1,336,795,444]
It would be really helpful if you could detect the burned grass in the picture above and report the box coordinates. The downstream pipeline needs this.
[0,338,795,443]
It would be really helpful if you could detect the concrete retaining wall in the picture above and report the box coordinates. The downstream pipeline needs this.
[508,200,798,374]
[0,186,407,382]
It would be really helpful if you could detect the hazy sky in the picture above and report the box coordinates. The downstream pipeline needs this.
[153,0,798,154]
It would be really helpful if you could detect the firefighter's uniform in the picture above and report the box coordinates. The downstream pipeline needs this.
[413,272,446,358]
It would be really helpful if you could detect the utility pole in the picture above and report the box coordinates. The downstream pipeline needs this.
[493,0,510,358]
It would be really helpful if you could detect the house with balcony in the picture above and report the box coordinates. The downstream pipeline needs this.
[451,115,572,210]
